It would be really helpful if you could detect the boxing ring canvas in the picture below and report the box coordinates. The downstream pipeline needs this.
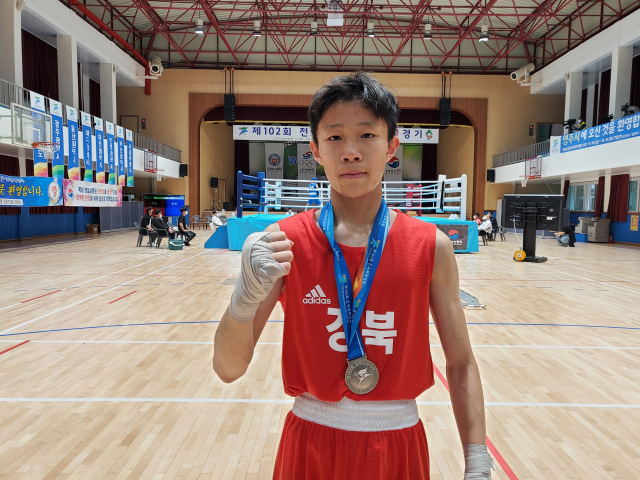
[225,215,479,253]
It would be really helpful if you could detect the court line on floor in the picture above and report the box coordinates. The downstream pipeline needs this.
[3,318,640,338]
[481,246,640,296]
[0,397,636,408]
[432,363,519,480]
[0,340,30,356]
[108,291,137,304]
[0,252,211,335]
[1,340,638,350]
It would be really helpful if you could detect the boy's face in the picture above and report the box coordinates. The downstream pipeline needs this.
[310,101,399,199]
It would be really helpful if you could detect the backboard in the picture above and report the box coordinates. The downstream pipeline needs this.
[144,150,157,172]
[11,103,52,147]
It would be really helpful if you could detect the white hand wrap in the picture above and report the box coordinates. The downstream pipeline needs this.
[463,444,498,479]
[228,232,287,323]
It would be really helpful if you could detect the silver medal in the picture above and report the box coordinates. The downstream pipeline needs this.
[345,356,379,394]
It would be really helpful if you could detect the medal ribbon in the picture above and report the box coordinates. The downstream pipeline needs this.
[319,199,389,361]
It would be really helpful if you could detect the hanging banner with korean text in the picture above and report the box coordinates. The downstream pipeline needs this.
[95,118,105,183]
[384,145,403,182]
[62,179,122,207]
[0,175,62,207]
[234,125,439,144]
[117,126,125,186]
[48,99,65,178]
[560,113,640,153]
[106,122,116,185]
[265,143,284,179]
[66,106,80,181]
[295,143,316,181]
[29,93,48,176]
[126,130,134,187]
[81,112,93,181]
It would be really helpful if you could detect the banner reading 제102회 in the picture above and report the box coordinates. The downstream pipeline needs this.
[62,180,122,207]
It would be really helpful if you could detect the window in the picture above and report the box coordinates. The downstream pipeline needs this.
[568,181,598,211]
[630,177,639,213]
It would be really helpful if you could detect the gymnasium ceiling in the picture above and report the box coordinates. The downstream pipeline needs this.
[61,0,640,75]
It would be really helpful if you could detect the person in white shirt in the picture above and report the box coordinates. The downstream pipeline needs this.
[210,210,223,231]
[286,209,294,216]
[478,214,492,243]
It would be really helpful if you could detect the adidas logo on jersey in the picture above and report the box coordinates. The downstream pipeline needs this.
[303,284,331,304]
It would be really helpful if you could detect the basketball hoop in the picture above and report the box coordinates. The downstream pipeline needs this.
[520,175,533,187]
[152,169,164,182]
[32,142,58,160]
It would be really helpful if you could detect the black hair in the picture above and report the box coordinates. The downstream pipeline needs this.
[154,209,162,215]
[308,72,399,144]
[180,206,188,212]
[146,206,154,213]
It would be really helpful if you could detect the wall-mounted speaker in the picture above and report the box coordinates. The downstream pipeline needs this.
[439,98,451,126]
[179,164,188,178]
[223,201,231,210]
[487,169,496,183]
[224,94,235,123]
[210,177,219,188]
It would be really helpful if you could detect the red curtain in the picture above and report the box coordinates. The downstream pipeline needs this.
[0,155,21,215]
[631,55,640,111]
[563,179,570,208]
[89,79,101,118]
[607,174,630,223]
[597,69,611,125]
[592,83,599,127]
[594,176,605,217]
[21,29,59,101]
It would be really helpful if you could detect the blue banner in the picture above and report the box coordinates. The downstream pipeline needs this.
[561,113,640,153]
[117,126,125,186]
[49,100,65,178]
[0,175,62,207]
[106,122,116,185]
[81,112,92,182]
[126,130,134,187]
[95,118,105,183]
[66,107,80,181]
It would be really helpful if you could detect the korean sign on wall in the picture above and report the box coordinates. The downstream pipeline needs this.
[0,175,62,207]
[560,113,640,153]
[62,180,122,207]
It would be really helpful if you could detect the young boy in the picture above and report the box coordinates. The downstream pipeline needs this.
[213,72,494,479]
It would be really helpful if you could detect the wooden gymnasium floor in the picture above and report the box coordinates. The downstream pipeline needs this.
[0,230,639,480]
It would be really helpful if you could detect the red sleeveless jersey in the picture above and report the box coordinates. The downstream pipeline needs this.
[277,210,436,402]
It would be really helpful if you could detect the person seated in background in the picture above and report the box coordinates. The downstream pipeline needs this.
[177,206,196,246]
[488,212,499,240]
[151,209,176,239]
[210,210,223,231]
[478,214,492,242]
[472,212,481,225]
[577,116,586,131]
[229,209,237,218]
[553,224,576,247]
[286,208,294,216]
[141,206,158,246]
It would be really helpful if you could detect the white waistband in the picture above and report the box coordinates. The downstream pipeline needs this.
[291,393,419,432]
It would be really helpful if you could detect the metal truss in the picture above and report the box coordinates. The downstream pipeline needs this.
[61,0,640,74]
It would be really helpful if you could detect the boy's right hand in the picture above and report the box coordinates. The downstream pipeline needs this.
[228,231,294,323]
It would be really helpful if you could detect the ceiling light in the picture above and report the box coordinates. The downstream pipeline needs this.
[253,20,261,37]
[195,17,204,34]
[366,22,375,38]
[479,24,489,42]
[423,22,432,40]
[310,21,318,36]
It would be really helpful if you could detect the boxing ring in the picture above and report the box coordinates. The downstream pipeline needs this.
[218,171,478,252]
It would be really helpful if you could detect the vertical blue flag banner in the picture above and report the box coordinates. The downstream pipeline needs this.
[106,122,116,185]
[48,99,65,178]
[81,112,93,182]
[117,126,125,186]
[66,106,80,181]
[126,130,134,187]
[30,92,47,177]
[95,118,105,183]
